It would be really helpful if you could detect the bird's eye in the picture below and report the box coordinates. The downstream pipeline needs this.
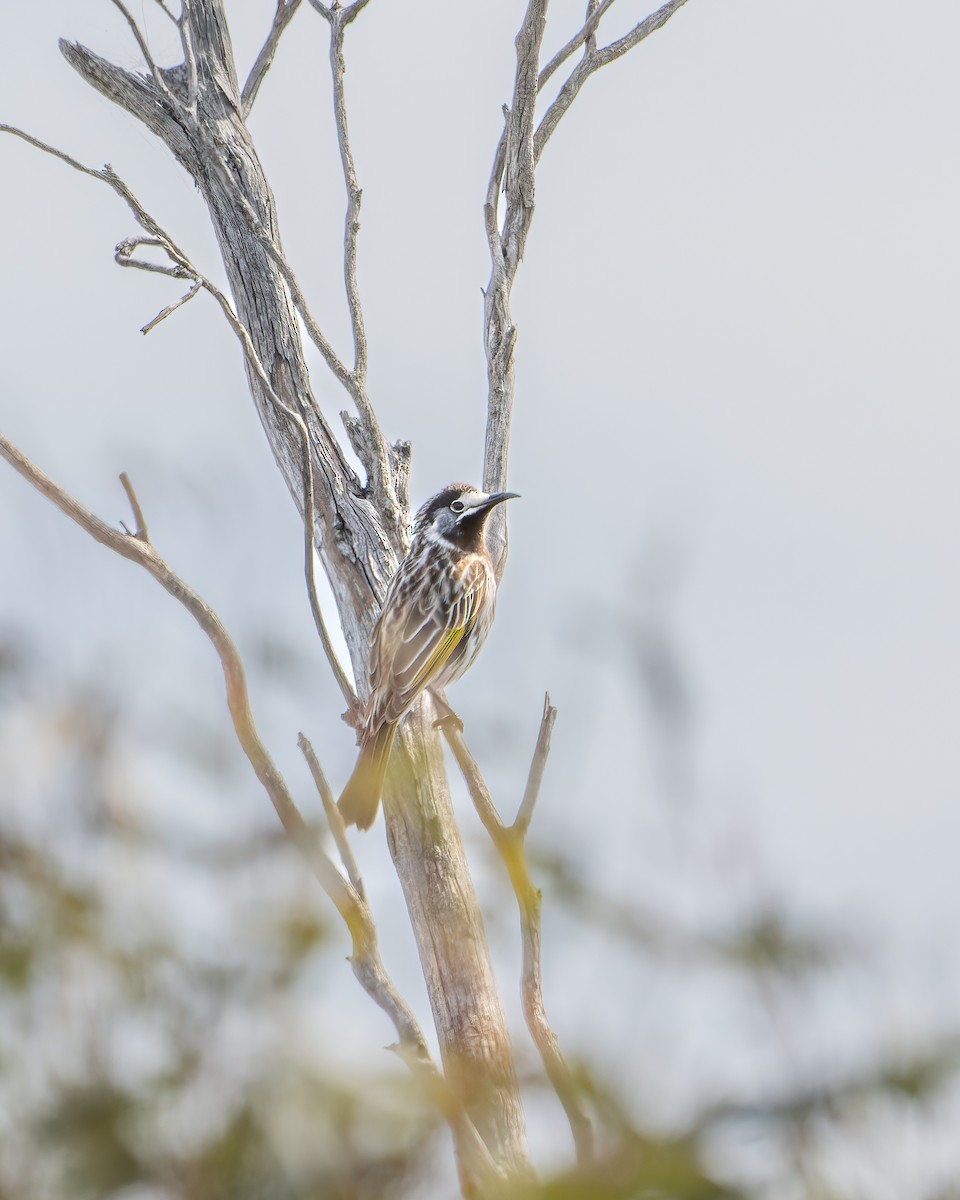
[450,500,465,514]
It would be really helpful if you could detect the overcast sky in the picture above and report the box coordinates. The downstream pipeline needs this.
[2,1,959,1188]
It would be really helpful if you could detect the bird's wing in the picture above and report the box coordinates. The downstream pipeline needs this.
[370,559,487,725]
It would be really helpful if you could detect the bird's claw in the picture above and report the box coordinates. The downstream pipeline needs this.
[429,690,464,734]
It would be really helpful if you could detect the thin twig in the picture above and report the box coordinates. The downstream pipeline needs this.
[304,0,398,506]
[484,117,508,273]
[583,0,601,56]
[1,123,111,182]
[4,100,351,424]
[151,0,178,25]
[119,471,149,541]
[516,692,557,835]
[298,732,364,900]
[0,432,502,1185]
[212,332,356,706]
[202,292,357,708]
[241,0,303,119]
[108,0,181,114]
[115,235,193,278]
[441,696,594,1166]
[327,10,367,386]
[306,0,397,506]
[141,279,202,334]
[535,0,691,161]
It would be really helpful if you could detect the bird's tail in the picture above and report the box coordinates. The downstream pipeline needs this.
[337,724,397,831]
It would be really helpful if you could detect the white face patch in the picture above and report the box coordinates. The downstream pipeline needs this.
[455,490,490,512]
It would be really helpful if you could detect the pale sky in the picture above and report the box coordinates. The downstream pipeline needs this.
[2,2,959,1191]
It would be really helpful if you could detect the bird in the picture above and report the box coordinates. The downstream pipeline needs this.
[338,482,519,830]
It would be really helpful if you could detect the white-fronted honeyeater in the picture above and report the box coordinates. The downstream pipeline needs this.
[338,483,518,830]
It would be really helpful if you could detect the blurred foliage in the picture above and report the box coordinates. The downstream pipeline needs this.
[1,623,959,1200]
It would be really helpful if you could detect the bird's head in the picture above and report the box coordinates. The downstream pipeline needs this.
[414,483,519,549]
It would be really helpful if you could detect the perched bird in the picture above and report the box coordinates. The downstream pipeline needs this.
[338,483,519,830]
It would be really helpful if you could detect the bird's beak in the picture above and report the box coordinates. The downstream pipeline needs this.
[476,491,520,511]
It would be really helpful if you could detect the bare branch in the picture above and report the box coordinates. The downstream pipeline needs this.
[190,278,357,707]
[583,0,601,56]
[442,698,594,1166]
[241,0,303,119]
[269,392,358,704]
[342,0,374,25]
[483,0,690,583]
[515,691,557,835]
[2,121,367,700]
[115,235,193,278]
[2,122,362,700]
[0,432,505,1182]
[327,9,367,386]
[119,471,150,542]
[0,436,355,915]
[107,0,182,115]
[484,117,508,276]
[54,32,403,537]
[538,0,615,88]
[535,0,691,160]
[1,122,109,182]
[141,279,202,334]
[290,400,359,709]
[0,129,194,285]
[481,1,548,578]
[299,732,364,900]
[502,0,548,276]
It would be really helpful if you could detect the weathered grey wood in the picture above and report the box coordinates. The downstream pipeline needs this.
[60,2,531,1188]
[482,0,548,577]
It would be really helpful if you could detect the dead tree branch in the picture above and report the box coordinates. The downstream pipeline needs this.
[482,0,548,579]
[299,732,365,901]
[3,124,357,707]
[482,0,690,576]
[538,0,616,88]
[0,431,502,1191]
[535,0,691,160]
[242,0,303,118]
[443,696,595,1166]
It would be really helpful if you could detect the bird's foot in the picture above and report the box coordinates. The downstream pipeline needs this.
[429,689,464,734]
[341,702,365,735]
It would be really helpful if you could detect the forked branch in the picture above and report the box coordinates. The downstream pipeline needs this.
[535,0,691,160]
[443,696,595,1165]
[482,0,691,573]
